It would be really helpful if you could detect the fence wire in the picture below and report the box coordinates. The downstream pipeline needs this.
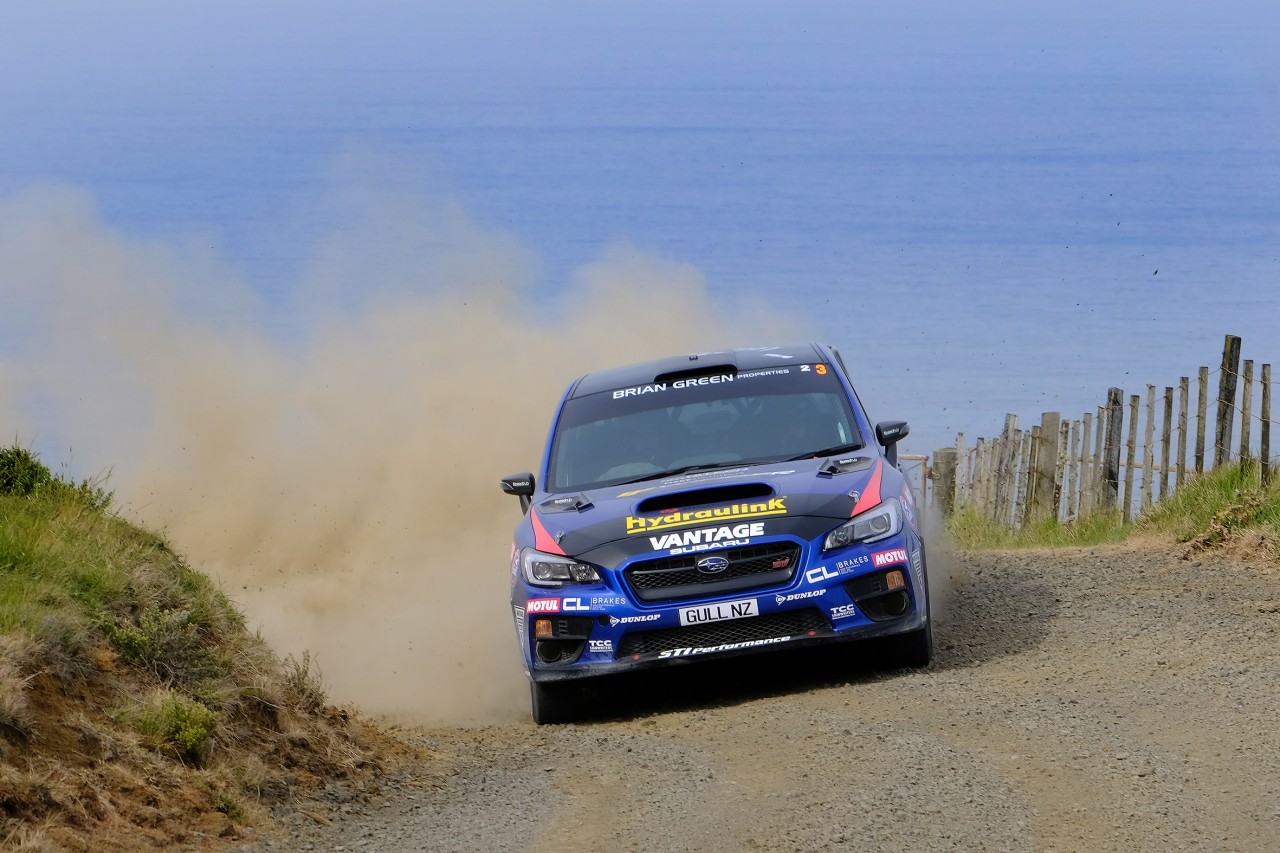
[943,344,1276,525]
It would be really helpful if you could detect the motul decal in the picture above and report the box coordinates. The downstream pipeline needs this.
[872,548,908,568]
[526,598,560,613]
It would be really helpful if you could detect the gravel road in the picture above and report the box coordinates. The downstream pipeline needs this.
[237,539,1280,852]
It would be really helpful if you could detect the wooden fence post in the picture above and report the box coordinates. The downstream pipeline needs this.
[1080,411,1094,517]
[1092,405,1106,510]
[933,448,958,516]
[1031,413,1061,523]
[1262,365,1272,486]
[1102,389,1123,512]
[1125,394,1140,520]
[994,415,1019,525]
[1177,376,1189,488]
[1160,386,1173,502]
[1142,385,1156,512]
[1059,417,1070,517]
[1215,334,1241,468]
[982,438,997,518]
[1010,428,1026,524]
[1240,359,1254,464]
[1016,432,1033,525]
[1196,366,1209,474]
[974,438,988,516]
[921,450,931,512]
[1067,419,1082,523]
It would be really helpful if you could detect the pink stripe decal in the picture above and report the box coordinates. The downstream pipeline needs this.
[850,459,884,517]
[530,509,566,555]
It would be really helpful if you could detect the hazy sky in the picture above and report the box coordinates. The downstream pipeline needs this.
[3,2,1274,83]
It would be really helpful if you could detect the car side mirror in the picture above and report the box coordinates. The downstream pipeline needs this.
[874,421,910,467]
[500,472,536,513]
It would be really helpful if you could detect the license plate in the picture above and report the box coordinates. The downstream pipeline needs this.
[678,598,759,626]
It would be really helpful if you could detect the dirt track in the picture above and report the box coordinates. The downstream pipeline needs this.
[240,540,1280,852]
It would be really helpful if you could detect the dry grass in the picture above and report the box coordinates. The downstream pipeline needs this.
[945,462,1280,571]
[1,450,408,849]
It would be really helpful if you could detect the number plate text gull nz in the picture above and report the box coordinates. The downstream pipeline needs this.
[678,598,759,626]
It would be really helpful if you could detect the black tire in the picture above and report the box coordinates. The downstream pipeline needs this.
[878,539,933,669]
[530,679,583,725]
[878,619,934,670]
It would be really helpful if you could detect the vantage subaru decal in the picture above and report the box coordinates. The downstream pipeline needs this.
[648,522,764,554]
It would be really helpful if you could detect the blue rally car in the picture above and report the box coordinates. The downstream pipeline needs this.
[501,343,931,723]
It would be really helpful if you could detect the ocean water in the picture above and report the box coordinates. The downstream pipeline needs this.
[2,1,1279,461]
[5,1,1280,719]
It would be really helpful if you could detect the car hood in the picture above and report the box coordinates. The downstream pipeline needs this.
[526,453,890,567]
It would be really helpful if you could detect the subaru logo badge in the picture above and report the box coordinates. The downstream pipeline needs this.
[697,556,730,575]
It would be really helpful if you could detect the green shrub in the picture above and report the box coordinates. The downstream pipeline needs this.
[213,790,245,821]
[0,446,52,496]
[1138,463,1280,543]
[132,691,219,765]
[0,444,113,511]
[101,607,229,687]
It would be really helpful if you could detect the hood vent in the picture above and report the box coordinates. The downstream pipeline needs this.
[539,493,593,513]
[636,482,774,514]
[817,454,876,477]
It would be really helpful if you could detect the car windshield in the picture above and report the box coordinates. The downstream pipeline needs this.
[547,363,865,491]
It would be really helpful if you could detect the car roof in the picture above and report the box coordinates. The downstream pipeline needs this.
[567,343,831,399]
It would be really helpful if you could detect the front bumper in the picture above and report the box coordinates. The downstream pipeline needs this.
[514,537,929,683]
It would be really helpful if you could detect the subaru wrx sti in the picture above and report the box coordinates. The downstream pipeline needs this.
[501,343,931,723]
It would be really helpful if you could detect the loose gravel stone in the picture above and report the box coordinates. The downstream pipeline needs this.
[234,540,1280,852]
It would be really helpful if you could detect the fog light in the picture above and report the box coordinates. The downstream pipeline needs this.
[535,640,564,663]
[535,619,553,638]
[886,570,905,590]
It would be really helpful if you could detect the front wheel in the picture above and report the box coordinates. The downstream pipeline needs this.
[530,679,583,725]
[877,620,934,670]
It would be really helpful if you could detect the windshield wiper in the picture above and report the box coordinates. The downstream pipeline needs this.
[786,443,863,461]
[625,460,747,484]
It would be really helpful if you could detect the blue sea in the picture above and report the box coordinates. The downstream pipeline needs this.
[3,0,1279,465]
[4,0,1280,718]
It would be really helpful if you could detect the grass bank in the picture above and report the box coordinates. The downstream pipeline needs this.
[0,447,395,851]
[945,461,1280,560]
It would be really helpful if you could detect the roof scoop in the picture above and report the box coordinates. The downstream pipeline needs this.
[652,364,737,385]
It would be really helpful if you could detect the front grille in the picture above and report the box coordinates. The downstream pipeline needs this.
[624,543,801,602]
[617,609,830,658]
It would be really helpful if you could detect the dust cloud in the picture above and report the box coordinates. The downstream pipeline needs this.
[921,503,960,625]
[0,185,811,725]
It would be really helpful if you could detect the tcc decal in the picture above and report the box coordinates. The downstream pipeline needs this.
[830,604,858,620]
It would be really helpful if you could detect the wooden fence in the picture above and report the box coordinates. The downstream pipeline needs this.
[928,334,1275,526]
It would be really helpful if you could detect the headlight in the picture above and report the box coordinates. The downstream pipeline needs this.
[823,497,902,551]
[520,549,602,587]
